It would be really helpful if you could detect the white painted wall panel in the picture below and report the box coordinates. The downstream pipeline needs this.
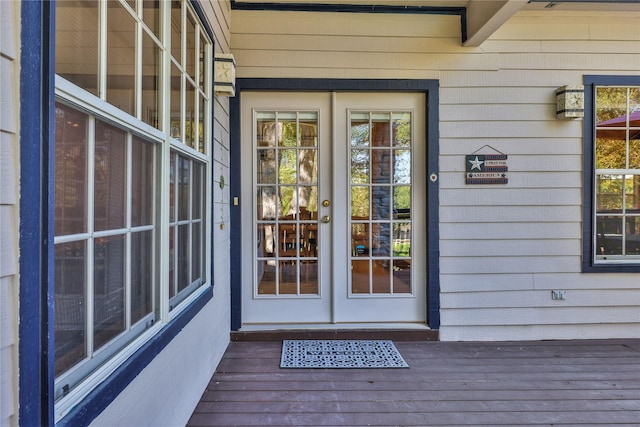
[0,207,16,278]
[0,58,16,135]
[0,1,18,425]
[0,133,15,205]
[440,222,582,240]
[231,8,640,341]
[0,2,15,60]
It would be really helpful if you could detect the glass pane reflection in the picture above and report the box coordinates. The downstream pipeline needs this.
[54,241,87,376]
[93,234,126,351]
[107,2,135,116]
[349,110,413,295]
[254,111,320,297]
[94,121,126,231]
[596,175,624,213]
[393,260,412,294]
[55,103,88,236]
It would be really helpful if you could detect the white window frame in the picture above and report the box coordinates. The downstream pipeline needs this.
[592,85,640,265]
[53,0,212,420]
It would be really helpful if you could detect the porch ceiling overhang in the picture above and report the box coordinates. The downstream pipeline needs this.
[231,0,640,46]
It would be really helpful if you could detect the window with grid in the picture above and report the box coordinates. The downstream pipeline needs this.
[592,85,640,264]
[53,0,212,416]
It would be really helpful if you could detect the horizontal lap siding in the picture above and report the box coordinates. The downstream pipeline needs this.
[0,0,18,425]
[439,11,640,341]
[231,9,640,341]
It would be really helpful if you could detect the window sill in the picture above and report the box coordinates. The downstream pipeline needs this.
[55,284,213,427]
[582,262,640,273]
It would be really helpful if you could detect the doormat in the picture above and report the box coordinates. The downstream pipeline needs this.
[280,339,409,368]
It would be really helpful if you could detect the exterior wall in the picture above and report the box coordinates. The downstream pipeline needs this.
[89,1,233,425]
[231,9,640,341]
[0,1,19,425]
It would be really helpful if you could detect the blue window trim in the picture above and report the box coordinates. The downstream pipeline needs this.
[582,75,640,273]
[19,1,216,425]
[229,78,441,330]
[229,1,467,44]
[56,287,213,427]
[19,1,55,426]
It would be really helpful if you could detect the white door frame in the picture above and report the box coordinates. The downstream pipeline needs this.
[228,79,441,331]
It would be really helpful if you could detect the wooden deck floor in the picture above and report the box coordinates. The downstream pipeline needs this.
[188,339,640,426]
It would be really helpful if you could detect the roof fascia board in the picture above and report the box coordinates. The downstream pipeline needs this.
[529,0,640,3]
[230,1,465,15]
[230,1,468,42]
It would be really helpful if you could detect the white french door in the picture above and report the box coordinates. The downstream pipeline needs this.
[240,91,426,326]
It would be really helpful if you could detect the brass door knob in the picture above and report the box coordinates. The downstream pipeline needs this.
[321,215,331,223]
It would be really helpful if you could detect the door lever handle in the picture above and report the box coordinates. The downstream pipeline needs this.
[321,215,331,223]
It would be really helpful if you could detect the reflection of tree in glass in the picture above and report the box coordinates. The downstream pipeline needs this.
[595,88,640,214]
[393,115,411,147]
[351,122,369,147]
[259,117,318,218]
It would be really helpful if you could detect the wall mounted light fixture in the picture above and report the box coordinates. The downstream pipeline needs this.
[214,54,236,97]
[556,85,584,119]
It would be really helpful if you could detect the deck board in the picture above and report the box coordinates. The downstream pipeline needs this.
[188,339,640,426]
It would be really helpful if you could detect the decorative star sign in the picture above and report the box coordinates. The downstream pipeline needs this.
[468,156,484,171]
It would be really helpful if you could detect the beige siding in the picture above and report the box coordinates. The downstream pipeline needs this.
[232,9,640,341]
[0,0,19,425]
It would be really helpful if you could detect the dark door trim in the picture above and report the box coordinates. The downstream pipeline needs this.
[229,79,441,330]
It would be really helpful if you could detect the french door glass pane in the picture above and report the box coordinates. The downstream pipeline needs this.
[372,260,390,294]
[393,150,411,184]
[255,111,320,296]
[351,260,370,294]
[257,187,276,220]
[350,111,412,295]
[55,103,88,236]
[351,149,369,184]
[392,113,411,147]
[257,260,276,295]
[371,186,390,220]
[371,114,390,147]
[393,260,412,294]
[351,187,369,219]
